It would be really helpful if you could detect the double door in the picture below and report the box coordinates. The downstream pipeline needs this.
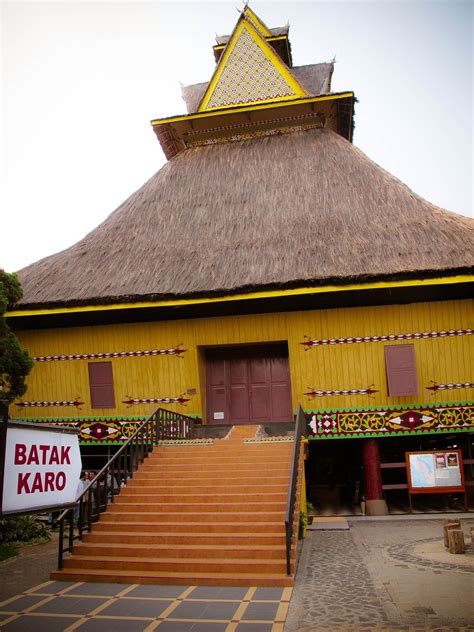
[206,345,293,424]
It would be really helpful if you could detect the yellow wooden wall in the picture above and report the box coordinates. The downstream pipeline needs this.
[14,298,474,420]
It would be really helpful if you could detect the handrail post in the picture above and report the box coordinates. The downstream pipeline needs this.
[58,515,64,570]
[68,510,74,553]
[284,404,307,576]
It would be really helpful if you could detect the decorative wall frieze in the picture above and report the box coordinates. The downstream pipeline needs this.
[302,328,473,349]
[426,382,474,392]
[123,395,191,406]
[308,402,474,438]
[189,121,323,148]
[15,415,203,444]
[33,345,186,363]
[16,398,84,409]
[305,385,378,398]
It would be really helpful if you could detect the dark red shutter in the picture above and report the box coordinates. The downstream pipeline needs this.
[88,362,116,408]
[384,345,418,397]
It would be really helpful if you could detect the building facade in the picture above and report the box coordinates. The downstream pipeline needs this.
[8,6,474,514]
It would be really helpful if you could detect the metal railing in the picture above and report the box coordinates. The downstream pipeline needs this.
[56,407,195,570]
[284,404,307,575]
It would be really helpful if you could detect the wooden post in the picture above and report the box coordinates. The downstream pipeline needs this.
[443,519,461,548]
[363,439,388,515]
[447,529,465,554]
[470,527,474,545]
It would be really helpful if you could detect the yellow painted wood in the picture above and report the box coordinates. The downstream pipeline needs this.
[243,6,272,37]
[7,275,472,319]
[14,299,473,421]
[150,92,354,126]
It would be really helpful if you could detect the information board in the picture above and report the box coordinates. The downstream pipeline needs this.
[406,450,465,494]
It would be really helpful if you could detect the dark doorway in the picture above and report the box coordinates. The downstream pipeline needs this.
[205,343,293,424]
[307,440,364,516]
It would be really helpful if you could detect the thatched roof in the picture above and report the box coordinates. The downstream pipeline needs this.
[181,63,334,113]
[17,128,474,308]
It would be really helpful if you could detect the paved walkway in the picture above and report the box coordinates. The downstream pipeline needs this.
[286,514,474,631]
[0,515,473,631]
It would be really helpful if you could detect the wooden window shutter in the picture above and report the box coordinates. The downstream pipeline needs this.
[88,362,116,408]
[384,344,418,397]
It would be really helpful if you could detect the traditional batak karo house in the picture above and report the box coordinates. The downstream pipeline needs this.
[6,3,474,583]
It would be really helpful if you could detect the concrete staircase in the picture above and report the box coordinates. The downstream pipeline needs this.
[51,425,301,586]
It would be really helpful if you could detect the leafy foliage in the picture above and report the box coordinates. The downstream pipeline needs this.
[0,270,33,402]
[0,515,51,545]
[0,542,19,561]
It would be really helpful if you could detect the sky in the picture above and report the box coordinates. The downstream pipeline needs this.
[1,0,473,273]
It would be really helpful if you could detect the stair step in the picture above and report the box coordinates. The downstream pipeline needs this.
[109,501,286,512]
[92,521,285,534]
[145,455,291,465]
[51,568,294,587]
[123,483,287,492]
[74,542,288,560]
[83,531,286,546]
[152,446,292,457]
[118,487,288,504]
[139,464,290,473]
[101,512,284,523]
[128,475,289,485]
[116,493,287,503]
[62,555,291,574]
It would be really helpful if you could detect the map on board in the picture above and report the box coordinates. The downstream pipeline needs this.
[407,451,462,489]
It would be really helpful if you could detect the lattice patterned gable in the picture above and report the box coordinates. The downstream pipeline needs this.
[201,20,306,111]
[243,6,271,37]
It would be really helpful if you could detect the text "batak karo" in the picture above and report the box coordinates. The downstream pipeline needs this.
[14,443,71,495]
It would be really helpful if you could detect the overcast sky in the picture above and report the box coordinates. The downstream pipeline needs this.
[2,0,472,273]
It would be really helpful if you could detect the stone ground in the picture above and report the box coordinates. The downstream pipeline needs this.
[285,515,474,631]
[0,516,473,631]
[0,532,59,602]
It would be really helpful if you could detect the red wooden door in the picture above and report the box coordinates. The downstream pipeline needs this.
[206,345,292,424]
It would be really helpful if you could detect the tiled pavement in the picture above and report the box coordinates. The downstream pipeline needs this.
[0,582,292,631]
[1,515,474,631]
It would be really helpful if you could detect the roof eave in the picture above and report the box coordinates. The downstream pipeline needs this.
[9,271,474,317]
[151,92,355,159]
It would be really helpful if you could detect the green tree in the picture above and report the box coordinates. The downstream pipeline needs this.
[0,270,33,402]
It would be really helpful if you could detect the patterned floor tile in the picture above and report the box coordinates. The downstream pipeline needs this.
[98,597,173,617]
[65,582,130,596]
[240,601,280,620]
[30,595,109,615]
[1,614,79,631]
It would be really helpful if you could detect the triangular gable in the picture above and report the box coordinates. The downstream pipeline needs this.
[198,14,307,112]
[242,6,271,37]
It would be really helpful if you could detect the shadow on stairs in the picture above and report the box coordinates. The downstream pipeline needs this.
[51,425,298,587]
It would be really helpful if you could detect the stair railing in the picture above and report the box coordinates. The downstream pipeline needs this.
[284,404,307,575]
[56,407,195,570]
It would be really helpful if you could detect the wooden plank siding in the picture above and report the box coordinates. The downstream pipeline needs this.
[14,298,474,421]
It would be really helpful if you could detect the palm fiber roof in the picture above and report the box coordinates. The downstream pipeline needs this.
[17,128,474,308]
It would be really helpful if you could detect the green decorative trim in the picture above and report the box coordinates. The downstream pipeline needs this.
[14,414,203,445]
[299,400,473,415]
[306,402,473,440]
[17,415,147,422]
[308,428,474,440]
